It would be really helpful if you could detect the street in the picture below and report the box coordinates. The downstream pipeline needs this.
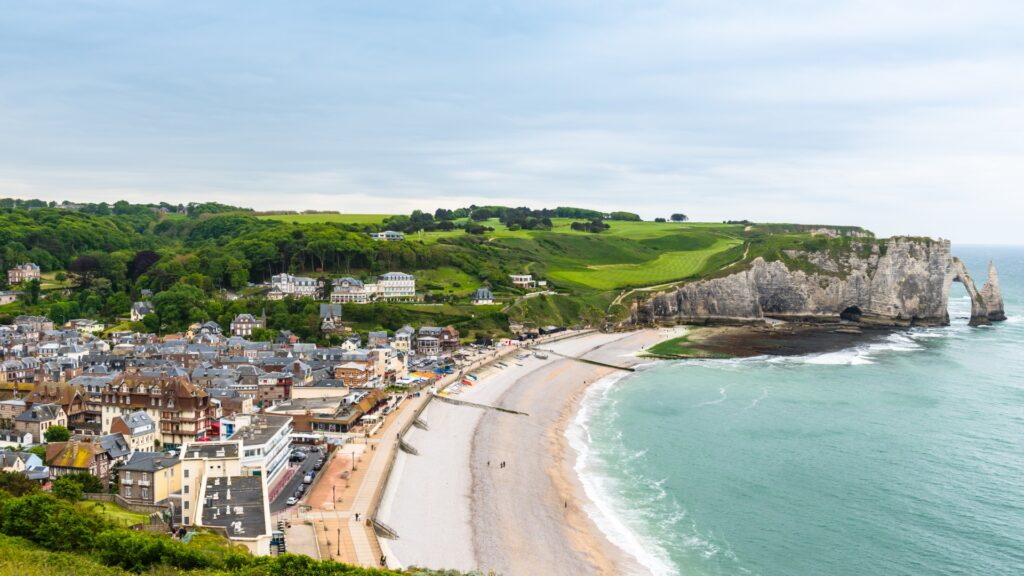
[269,448,322,513]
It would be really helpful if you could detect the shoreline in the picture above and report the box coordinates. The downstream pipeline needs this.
[378,328,682,575]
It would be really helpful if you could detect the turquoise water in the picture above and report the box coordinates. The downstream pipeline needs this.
[573,247,1024,576]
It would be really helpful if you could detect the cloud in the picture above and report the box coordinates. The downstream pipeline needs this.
[0,1,1022,243]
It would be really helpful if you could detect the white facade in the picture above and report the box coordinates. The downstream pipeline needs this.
[377,272,416,300]
[225,414,293,489]
[330,278,377,304]
[270,274,321,298]
[510,274,537,288]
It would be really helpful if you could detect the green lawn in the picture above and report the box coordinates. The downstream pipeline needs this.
[78,501,150,528]
[256,213,392,225]
[547,235,743,290]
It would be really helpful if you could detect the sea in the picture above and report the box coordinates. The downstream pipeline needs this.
[569,246,1024,576]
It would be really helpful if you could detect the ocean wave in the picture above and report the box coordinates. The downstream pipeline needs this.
[568,372,680,576]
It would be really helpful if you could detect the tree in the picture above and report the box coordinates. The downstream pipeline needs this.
[655,217,667,222]
[23,279,40,305]
[52,476,84,501]
[27,445,46,459]
[670,213,689,222]
[0,471,38,496]
[151,283,208,332]
[129,250,161,280]
[68,255,100,288]
[43,425,70,443]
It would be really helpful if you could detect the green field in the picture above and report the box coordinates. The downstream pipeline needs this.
[256,213,392,225]
[78,501,150,528]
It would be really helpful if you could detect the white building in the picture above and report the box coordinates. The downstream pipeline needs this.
[377,272,416,300]
[223,413,293,490]
[270,273,321,298]
[369,230,405,241]
[510,274,537,289]
[230,313,265,337]
[330,277,377,304]
[471,287,494,305]
[7,263,40,285]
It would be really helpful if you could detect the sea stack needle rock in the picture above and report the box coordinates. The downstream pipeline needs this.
[981,261,1007,321]
[636,238,1005,328]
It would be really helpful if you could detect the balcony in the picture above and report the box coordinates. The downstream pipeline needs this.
[137,480,151,487]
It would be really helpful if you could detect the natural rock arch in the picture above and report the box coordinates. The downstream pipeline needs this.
[946,258,1004,326]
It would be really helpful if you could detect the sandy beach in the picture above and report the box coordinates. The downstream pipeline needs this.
[377,328,682,575]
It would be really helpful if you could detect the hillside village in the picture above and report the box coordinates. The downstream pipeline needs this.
[0,296,564,558]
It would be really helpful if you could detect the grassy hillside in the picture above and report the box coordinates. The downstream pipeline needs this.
[256,213,391,225]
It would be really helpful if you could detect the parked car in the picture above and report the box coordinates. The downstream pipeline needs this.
[313,460,324,471]
[303,473,314,485]
[286,496,298,506]
[290,450,306,462]
[297,484,306,494]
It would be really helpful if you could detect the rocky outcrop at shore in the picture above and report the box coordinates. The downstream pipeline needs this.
[636,238,1005,328]
[981,261,1007,321]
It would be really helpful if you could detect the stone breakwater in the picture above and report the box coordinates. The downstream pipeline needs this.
[636,238,1005,327]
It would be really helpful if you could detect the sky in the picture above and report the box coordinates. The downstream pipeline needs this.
[1,1,1022,243]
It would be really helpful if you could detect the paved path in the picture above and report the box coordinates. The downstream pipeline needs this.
[280,334,590,569]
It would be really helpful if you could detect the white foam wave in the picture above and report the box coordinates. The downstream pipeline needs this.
[695,387,728,407]
[746,387,770,409]
[567,372,679,576]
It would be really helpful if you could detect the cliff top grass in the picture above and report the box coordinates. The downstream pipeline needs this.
[255,213,392,225]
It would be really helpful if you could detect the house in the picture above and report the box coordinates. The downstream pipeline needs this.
[69,319,105,334]
[0,291,22,305]
[7,263,40,285]
[334,362,369,387]
[367,330,389,348]
[25,382,91,432]
[270,273,320,298]
[416,335,440,357]
[0,449,49,482]
[319,303,343,333]
[45,436,128,482]
[131,301,155,322]
[117,451,181,505]
[230,313,265,337]
[101,372,216,448]
[109,410,158,452]
[418,326,460,352]
[471,287,494,305]
[369,230,405,241]
[14,403,67,443]
[393,325,414,352]
[0,399,26,426]
[376,272,416,300]
[256,372,293,406]
[330,277,376,304]
[510,274,536,289]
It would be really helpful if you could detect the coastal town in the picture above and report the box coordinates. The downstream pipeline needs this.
[0,258,570,567]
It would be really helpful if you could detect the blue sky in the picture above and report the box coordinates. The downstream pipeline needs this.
[1,1,1022,242]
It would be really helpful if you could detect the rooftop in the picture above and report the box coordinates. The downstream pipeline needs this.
[226,414,293,447]
[182,442,240,460]
[201,475,267,538]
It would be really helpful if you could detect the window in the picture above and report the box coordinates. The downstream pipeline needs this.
[141,488,148,500]
[124,471,131,482]
[124,486,132,498]
[183,485,188,494]
[183,469,189,478]
[184,516,189,524]
[184,501,189,509]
